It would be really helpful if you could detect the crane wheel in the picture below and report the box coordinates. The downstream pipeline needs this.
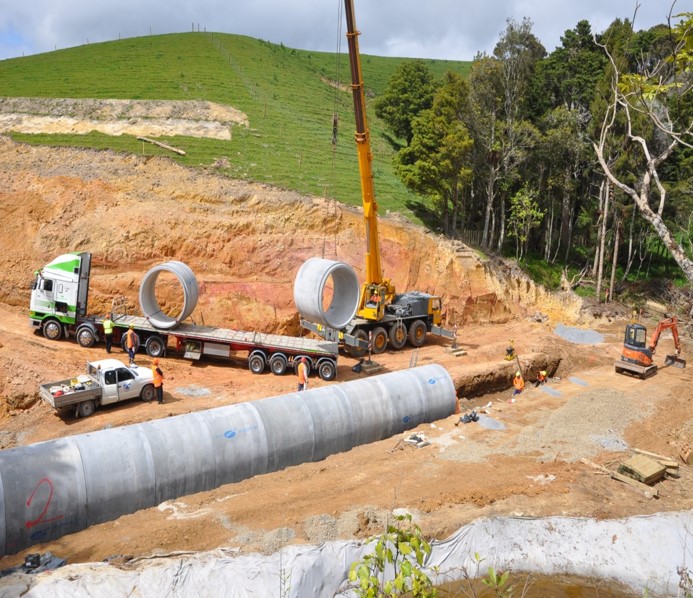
[371,327,388,354]
[388,322,407,350]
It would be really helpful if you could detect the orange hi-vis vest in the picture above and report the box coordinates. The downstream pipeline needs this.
[152,366,164,387]
[513,376,525,391]
[297,362,308,384]
[126,329,136,349]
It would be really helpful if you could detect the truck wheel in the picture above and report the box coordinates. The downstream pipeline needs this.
[42,319,63,341]
[76,324,97,348]
[145,335,166,358]
[408,320,427,347]
[269,353,288,376]
[388,322,407,350]
[371,327,388,354]
[140,384,155,402]
[317,359,337,381]
[248,352,266,374]
[348,329,368,358]
[77,400,95,418]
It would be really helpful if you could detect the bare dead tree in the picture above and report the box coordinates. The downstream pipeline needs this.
[593,6,693,284]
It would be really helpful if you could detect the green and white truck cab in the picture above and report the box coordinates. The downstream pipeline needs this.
[30,252,92,340]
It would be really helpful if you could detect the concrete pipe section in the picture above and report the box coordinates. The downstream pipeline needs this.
[0,364,455,556]
[293,258,360,329]
[139,260,199,330]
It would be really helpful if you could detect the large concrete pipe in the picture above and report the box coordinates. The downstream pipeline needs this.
[0,365,455,556]
[139,260,199,329]
[293,258,360,329]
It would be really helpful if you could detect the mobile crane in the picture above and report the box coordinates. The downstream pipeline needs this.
[312,0,453,358]
[615,315,686,378]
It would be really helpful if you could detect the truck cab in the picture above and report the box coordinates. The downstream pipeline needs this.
[30,252,91,340]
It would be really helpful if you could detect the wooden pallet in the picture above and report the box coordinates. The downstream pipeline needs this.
[618,455,666,485]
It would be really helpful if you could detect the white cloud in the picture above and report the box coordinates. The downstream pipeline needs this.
[0,0,679,62]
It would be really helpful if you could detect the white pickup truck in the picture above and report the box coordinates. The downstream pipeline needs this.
[39,359,156,418]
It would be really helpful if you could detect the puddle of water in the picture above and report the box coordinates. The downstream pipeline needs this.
[437,573,639,597]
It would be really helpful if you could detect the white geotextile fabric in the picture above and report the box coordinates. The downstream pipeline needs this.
[4,512,691,597]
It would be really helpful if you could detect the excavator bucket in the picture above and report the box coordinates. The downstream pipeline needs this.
[664,354,686,368]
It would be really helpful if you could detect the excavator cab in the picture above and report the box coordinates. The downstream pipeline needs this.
[621,323,653,366]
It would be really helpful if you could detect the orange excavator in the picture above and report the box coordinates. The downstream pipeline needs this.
[615,315,686,379]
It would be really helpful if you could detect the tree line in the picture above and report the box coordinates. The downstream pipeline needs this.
[373,7,693,296]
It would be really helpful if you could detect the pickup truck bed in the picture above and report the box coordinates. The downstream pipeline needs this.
[39,376,101,410]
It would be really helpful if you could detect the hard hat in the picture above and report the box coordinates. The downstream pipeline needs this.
[153,358,160,365]
[129,324,134,329]
[541,370,547,375]
[516,371,521,377]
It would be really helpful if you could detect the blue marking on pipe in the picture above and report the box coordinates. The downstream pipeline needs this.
[224,430,236,439]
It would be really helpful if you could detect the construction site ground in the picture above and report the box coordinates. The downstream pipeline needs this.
[0,134,691,573]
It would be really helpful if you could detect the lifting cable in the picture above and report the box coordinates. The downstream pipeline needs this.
[322,0,343,261]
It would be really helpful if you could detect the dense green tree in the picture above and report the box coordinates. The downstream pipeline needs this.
[396,72,473,235]
[529,20,607,116]
[508,186,544,260]
[373,60,437,145]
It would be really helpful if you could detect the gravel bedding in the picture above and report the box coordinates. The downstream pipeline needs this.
[554,323,604,345]
[440,386,653,463]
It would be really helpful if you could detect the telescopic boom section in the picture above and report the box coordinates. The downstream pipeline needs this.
[344,0,383,288]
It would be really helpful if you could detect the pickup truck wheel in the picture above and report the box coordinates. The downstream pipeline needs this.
[76,324,96,348]
[140,384,155,402]
[145,335,166,358]
[269,354,288,376]
[42,319,63,341]
[408,320,427,348]
[248,352,266,374]
[371,327,388,354]
[77,400,95,418]
[388,322,407,350]
[317,359,337,381]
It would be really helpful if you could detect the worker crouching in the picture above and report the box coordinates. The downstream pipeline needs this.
[511,371,524,399]
[534,370,547,387]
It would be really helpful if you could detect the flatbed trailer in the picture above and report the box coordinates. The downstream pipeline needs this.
[70,314,340,381]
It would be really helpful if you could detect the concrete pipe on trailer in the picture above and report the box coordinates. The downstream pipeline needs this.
[139,261,199,330]
[0,364,455,556]
[293,258,360,329]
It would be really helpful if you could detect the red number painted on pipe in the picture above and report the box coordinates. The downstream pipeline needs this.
[25,477,64,529]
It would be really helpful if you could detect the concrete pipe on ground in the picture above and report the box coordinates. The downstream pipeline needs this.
[138,260,199,330]
[0,364,455,556]
[293,258,360,329]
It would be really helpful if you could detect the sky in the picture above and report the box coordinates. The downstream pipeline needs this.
[0,0,686,62]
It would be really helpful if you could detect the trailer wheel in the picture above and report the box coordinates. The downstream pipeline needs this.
[388,322,407,350]
[371,327,388,354]
[145,335,166,358]
[140,384,155,402]
[42,319,63,341]
[317,359,337,381]
[408,320,427,347]
[348,329,369,358]
[77,400,95,418]
[76,324,97,348]
[269,353,288,376]
[248,351,266,374]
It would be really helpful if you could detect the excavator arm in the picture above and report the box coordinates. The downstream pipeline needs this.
[648,316,682,355]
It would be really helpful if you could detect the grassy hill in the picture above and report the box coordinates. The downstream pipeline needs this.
[0,32,470,220]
